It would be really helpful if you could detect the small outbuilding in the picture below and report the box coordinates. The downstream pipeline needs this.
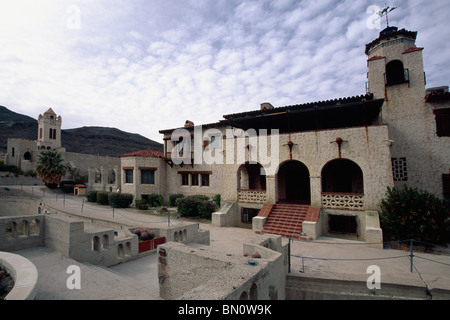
[74,184,87,196]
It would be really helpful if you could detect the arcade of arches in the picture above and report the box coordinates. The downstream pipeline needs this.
[237,159,364,207]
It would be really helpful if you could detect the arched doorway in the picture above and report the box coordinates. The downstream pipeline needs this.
[277,160,310,204]
[321,159,364,194]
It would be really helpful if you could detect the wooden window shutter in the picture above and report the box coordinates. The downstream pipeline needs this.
[434,108,450,137]
[443,174,450,199]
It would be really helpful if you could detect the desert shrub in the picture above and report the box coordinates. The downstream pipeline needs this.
[132,228,156,241]
[379,185,450,244]
[96,191,110,205]
[169,193,184,207]
[86,191,98,202]
[109,193,134,208]
[0,162,22,174]
[146,193,164,207]
[176,195,216,219]
[135,199,149,210]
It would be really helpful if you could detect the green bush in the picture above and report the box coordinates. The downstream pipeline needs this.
[213,194,221,208]
[197,200,217,219]
[86,191,98,202]
[135,199,149,210]
[0,162,22,175]
[169,193,184,207]
[379,185,450,244]
[146,193,164,207]
[176,195,216,219]
[109,193,134,208]
[96,191,110,205]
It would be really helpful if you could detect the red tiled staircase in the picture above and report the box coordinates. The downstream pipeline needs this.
[257,204,320,240]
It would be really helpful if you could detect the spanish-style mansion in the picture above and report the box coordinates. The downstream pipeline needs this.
[6,26,450,245]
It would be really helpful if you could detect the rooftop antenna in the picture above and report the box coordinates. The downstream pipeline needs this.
[378,3,397,28]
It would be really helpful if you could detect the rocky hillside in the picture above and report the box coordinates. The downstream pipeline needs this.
[0,106,163,157]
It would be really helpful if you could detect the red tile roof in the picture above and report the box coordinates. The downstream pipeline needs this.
[120,148,164,158]
[367,55,385,62]
[403,47,423,54]
[425,91,450,102]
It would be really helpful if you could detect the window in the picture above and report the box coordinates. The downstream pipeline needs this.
[39,128,42,139]
[176,136,191,158]
[386,60,407,86]
[141,169,155,185]
[434,108,450,137]
[328,214,357,234]
[201,173,210,187]
[392,158,408,182]
[124,169,133,184]
[181,173,189,186]
[11,147,15,157]
[191,173,199,186]
[241,208,260,224]
[49,128,56,140]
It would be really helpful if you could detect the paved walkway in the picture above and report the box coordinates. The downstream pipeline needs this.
[3,185,450,299]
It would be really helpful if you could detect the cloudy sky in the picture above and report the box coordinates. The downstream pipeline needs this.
[1,0,449,142]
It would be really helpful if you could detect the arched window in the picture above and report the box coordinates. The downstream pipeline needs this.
[386,60,406,85]
[23,151,32,161]
[93,236,100,251]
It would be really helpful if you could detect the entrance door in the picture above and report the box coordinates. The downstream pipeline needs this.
[277,161,310,204]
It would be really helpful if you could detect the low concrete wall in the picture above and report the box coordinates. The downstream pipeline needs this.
[0,197,40,217]
[286,274,450,300]
[0,215,45,251]
[158,234,288,300]
[44,214,138,267]
[0,251,39,300]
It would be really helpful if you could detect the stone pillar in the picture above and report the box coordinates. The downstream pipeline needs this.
[88,167,95,190]
[310,176,322,207]
[265,175,276,204]
[113,166,120,192]
[100,166,107,191]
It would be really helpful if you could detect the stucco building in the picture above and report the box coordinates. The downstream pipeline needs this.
[119,25,450,245]
[4,108,121,191]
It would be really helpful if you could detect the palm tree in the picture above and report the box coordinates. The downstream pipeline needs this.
[34,150,67,189]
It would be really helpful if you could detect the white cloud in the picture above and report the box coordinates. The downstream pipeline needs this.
[0,0,449,143]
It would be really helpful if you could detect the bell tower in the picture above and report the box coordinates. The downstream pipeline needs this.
[365,25,436,191]
[37,108,62,150]
[366,26,425,103]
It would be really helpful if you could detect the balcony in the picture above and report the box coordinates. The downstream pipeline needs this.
[238,189,267,204]
[321,192,365,210]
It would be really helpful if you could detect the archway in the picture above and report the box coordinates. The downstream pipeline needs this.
[23,151,32,161]
[237,162,266,190]
[386,60,406,86]
[277,160,310,204]
[321,159,364,194]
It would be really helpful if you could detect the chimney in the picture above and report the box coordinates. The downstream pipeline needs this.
[260,102,274,111]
